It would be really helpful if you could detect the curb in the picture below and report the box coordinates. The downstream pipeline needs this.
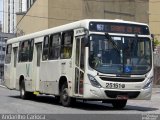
[153,85,160,88]
[0,84,6,88]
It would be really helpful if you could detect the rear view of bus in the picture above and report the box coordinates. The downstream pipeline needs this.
[82,20,153,109]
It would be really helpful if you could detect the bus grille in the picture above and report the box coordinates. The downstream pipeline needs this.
[100,77,145,82]
[104,90,140,99]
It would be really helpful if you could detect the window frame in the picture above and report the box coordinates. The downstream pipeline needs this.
[42,35,49,61]
[49,33,61,60]
[18,39,34,62]
[5,44,12,64]
[60,30,74,59]
[29,39,34,62]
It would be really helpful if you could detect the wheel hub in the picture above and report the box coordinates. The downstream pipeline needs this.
[62,88,68,101]
[20,87,25,97]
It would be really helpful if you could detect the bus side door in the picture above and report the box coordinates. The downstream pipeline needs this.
[10,46,18,89]
[33,42,42,91]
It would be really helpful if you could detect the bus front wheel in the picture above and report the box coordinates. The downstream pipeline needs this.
[60,83,75,107]
[111,100,127,109]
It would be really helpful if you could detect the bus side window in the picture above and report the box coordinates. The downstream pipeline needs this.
[24,41,29,61]
[49,33,61,60]
[18,42,22,62]
[29,39,34,62]
[19,40,29,62]
[42,35,49,61]
[61,31,73,59]
[5,44,12,64]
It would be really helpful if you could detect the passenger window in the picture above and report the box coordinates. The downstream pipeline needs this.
[42,35,49,61]
[49,33,61,60]
[61,31,73,59]
[5,44,12,64]
[29,39,34,61]
[18,39,34,62]
[19,40,30,62]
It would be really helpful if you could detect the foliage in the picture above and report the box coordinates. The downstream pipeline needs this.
[153,38,160,47]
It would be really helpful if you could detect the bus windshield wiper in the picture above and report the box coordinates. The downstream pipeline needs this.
[105,33,120,52]
[130,34,138,56]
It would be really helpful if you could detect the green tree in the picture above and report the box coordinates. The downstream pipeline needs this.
[153,38,160,47]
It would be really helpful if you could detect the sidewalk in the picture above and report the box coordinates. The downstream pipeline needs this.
[0,84,6,88]
[0,79,6,88]
[153,85,160,88]
[152,86,160,94]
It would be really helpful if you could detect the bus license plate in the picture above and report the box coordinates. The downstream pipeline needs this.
[117,95,128,100]
[106,83,125,89]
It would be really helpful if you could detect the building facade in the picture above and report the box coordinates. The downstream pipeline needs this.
[149,1,160,86]
[149,0,160,40]
[3,0,27,33]
[0,32,15,80]
[26,0,36,10]
[16,0,149,35]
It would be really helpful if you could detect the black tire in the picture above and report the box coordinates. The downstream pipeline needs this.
[112,100,127,109]
[60,83,75,107]
[54,96,60,103]
[20,80,32,99]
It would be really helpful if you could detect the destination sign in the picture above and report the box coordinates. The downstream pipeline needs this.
[89,22,150,35]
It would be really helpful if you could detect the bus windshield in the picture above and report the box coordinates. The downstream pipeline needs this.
[89,34,152,75]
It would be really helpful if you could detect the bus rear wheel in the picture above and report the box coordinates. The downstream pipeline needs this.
[20,80,33,99]
[54,96,60,103]
[60,83,75,107]
[111,100,127,109]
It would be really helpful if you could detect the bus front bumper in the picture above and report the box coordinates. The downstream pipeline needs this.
[82,84,152,100]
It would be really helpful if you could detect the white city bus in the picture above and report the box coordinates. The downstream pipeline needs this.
[4,19,153,108]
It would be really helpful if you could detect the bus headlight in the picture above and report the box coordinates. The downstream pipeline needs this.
[87,74,102,88]
[143,77,153,89]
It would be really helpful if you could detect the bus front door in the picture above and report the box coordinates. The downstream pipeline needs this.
[75,37,85,95]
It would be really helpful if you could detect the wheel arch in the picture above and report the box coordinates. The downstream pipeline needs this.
[58,76,68,94]
[19,75,25,87]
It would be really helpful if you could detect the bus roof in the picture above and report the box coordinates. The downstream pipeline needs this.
[7,19,149,44]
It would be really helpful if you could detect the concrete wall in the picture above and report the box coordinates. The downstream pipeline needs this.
[149,0,160,40]
[135,0,149,23]
[48,0,83,28]
[82,0,149,23]
[16,0,49,36]
[154,53,160,85]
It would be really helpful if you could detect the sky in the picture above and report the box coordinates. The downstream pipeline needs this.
[0,0,3,24]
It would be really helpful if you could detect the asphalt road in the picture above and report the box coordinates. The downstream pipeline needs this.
[0,85,160,120]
